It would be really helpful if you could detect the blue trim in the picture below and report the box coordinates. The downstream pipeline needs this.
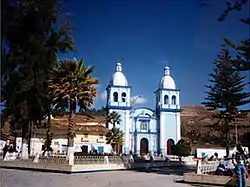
[148,120,150,133]
[134,107,155,113]
[154,88,180,93]
[134,117,151,121]
[131,131,157,135]
[106,105,132,110]
[106,85,131,90]
[134,118,137,132]
[157,108,181,113]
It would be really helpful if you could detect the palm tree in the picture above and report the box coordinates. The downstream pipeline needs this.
[107,111,121,128]
[105,127,124,154]
[48,58,99,161]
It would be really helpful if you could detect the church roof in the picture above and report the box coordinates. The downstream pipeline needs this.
[109,62,128,86]
[159,66,176,89]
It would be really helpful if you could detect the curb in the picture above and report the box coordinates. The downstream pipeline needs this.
[0,165,128,174]
[174,179,250,187]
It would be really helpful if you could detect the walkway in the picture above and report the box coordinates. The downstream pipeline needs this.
[1,168,192,187]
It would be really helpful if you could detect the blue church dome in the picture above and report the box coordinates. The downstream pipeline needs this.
[110,62,128,86]
[159,66,176,89]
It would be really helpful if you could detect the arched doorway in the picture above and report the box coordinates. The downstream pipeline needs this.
[140,138,149,156]
[167,139,175,155]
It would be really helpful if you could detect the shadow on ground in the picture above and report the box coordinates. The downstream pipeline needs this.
[175,180,228,187]
[133,165,196,176]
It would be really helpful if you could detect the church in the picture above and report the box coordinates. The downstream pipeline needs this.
[105,61,181,156]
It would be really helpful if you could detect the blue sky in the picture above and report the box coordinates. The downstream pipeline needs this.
[60,0,249,109]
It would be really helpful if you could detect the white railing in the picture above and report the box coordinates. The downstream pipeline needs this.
[74,155,127,165]
[37,155,68,165]
[1,151,130,165]
[74,155,105,165]
[196,160,220,174]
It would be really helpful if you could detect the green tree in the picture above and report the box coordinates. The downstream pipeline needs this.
[202,47,249,152]
[42,130,53,156]
[1,0,74,158]
[107,111,122,128]
[172,139,191,160]
[105,127,124,154]
[48,58,99,160]
[218,0,250,72]
[186,130,201,144]
[200,0,249,71]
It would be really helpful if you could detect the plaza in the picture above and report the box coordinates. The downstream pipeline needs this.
[1,168,193,187]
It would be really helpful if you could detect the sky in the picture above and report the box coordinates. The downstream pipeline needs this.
[60,0,250,109]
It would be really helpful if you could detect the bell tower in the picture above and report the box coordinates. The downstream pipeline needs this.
[106,61,131,154]
[155,66,181,155]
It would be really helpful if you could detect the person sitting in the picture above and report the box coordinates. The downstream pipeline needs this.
[214,152,219,161]
[216,162,227,175]
[202,155,209,163]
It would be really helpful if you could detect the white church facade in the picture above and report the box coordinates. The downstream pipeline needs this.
[106,61,181,156]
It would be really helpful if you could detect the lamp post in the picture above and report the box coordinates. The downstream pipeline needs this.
[235,111,241,145]
[130,95,142,154]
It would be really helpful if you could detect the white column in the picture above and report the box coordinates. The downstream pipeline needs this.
[176,113,181,142]
[136,133,140,155]
[124,110,130,154]
[160,113,165,154]
[149,133,153,153]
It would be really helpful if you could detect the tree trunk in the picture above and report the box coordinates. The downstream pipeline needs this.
[43,109,52,155]
[111,143,115,154]
[28,121,33,155]
[225,131,230,157]
[115,143,117,154]
[67,99,76,165]
[21,120,29,159]
[117,142,120,154]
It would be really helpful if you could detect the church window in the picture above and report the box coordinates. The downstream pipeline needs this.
[113,92,118,102]
[121,92,126,102]
[172,95,176,105]
[164,95,169,104]
[140,121,147,131]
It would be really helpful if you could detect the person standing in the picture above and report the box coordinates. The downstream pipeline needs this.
[235,154,247,187]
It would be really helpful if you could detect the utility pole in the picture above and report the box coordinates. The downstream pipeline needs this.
[130,95,142,154]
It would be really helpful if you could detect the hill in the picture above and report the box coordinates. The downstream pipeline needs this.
[180,105,250,144]
[23,105,249,144]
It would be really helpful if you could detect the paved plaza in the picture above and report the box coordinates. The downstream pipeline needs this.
[1,168,196,187]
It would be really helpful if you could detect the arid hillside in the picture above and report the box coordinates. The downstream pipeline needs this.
[180,105,250,140]
[23,105,249,141]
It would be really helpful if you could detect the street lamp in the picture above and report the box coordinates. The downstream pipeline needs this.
[130,95,142,153]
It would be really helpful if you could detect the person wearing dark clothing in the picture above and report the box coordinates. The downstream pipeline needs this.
[3,144,8,158]
[235,155,247,187]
